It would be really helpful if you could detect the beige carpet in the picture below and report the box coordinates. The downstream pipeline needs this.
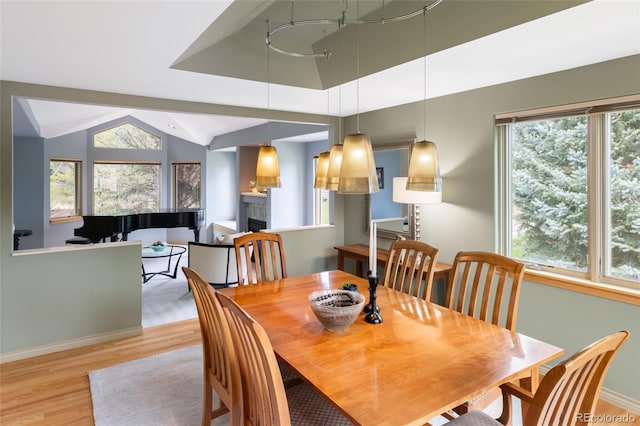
[142,251,197,328]
[89,345,229,426]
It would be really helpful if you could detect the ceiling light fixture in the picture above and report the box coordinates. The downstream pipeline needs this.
[314,31,333,191]
[406,7,442,195]
[313,151,331,189]
[325,26,345,192]
[337,2,378,195]
[265,0,444,58]
[256,19,281,189]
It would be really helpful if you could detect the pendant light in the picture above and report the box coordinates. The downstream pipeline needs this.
[256,145,281,188]
[313,34,333,191]
[338,3,378,195]
[325,26,344,192]
[256,19,281,189]
[326,143,343,191]
[406,7,441,195]
[338,132,378,194]
[313,151,330,189]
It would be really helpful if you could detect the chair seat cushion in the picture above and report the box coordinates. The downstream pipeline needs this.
[445,410,501,426]
[286,382,351,425]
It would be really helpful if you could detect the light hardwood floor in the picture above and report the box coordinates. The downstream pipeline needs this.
[1,318,637,425]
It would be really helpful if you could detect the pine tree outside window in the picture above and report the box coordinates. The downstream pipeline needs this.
[497,97,639,289]
[173,162,201,209]
[50,159,81,221]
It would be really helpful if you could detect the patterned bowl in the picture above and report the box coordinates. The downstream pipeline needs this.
[308,290,365,332]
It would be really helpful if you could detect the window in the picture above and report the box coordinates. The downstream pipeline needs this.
[497,97,640,288]
[94,162,161,214]
[93,122,161,150]
[173,162,201,209]
[50,159,81,221]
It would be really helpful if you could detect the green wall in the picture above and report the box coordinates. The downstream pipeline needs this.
[342,55,640,402]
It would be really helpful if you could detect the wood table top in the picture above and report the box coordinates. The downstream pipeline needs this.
[220,270,563,426]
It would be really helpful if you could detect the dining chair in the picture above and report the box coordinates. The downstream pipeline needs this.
[216,291,351,426]
[382,239,440,301]
[444,251,526,416]
[182,266,238,425]
[444,331,630,426]
[446,251,525,331]
[183,266,301,423]
[234,232,287,284]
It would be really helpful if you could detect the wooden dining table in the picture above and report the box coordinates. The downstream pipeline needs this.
[219,270,563,426]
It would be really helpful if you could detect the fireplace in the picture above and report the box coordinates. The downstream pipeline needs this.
[248,218,267,233]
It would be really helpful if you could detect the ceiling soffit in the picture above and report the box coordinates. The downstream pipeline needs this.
[171,0,588,90]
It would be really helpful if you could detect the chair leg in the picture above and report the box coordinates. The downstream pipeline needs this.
[202,382,213,426]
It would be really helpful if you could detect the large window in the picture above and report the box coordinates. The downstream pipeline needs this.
[94,122,161,150]
[50,159,81,221]
[173,162,201,209]
[497,97,640,289]
[93,162,161,214]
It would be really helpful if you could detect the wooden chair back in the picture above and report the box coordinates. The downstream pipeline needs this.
[445,251,525,330]
[382,239,440,301]
[502,331,630,426]
[234,232,287,284]
[182,266,239,424]
[216,291,291,426]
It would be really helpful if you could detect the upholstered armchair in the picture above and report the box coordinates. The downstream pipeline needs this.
[188,232,252,288]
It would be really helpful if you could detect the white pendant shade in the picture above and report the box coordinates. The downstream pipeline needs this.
[313,151,330,189]
[393,177,441,204]
[325,143,343,191]
[406,140,442,192]
[255,145,281,188]
[338,133,379,194]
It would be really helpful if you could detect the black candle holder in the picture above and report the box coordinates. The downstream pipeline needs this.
[364,273,382,324]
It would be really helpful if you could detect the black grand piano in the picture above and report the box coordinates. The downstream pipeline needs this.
[73,209,205,243]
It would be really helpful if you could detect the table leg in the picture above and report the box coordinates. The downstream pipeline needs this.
[355,260,363,278]
[169,252,184,279]
[337,252,345,271]
[519,369,538,420]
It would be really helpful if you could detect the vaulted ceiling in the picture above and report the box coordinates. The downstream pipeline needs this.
[2,0,638,146]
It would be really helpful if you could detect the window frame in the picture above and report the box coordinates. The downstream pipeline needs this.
[172,161,201,210]
[49,158,82,224]
[496,95,640,292]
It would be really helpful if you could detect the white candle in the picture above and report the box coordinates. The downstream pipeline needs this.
[370,221,377,277]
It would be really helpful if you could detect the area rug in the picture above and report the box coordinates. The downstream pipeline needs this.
[142,253,197,328]
[89,345,229,426]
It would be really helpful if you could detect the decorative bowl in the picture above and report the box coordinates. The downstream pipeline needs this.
[308,290,365,332]
[150,242,167,252]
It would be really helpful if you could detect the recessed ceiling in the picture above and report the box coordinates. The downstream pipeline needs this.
[1,0,638,146]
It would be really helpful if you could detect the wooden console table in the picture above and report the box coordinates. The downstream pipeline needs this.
[334,243,452,282]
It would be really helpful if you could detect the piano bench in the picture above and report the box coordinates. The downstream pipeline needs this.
[66,237,92,245]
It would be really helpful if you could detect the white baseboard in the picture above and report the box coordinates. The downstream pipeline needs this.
[597,388,640,415]
[539,365,639,414]
[0,326,143,364]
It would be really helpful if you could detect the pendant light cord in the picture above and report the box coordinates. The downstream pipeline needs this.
[356,0,360,133]
[423,7,427,140]
[266,19,271,144]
